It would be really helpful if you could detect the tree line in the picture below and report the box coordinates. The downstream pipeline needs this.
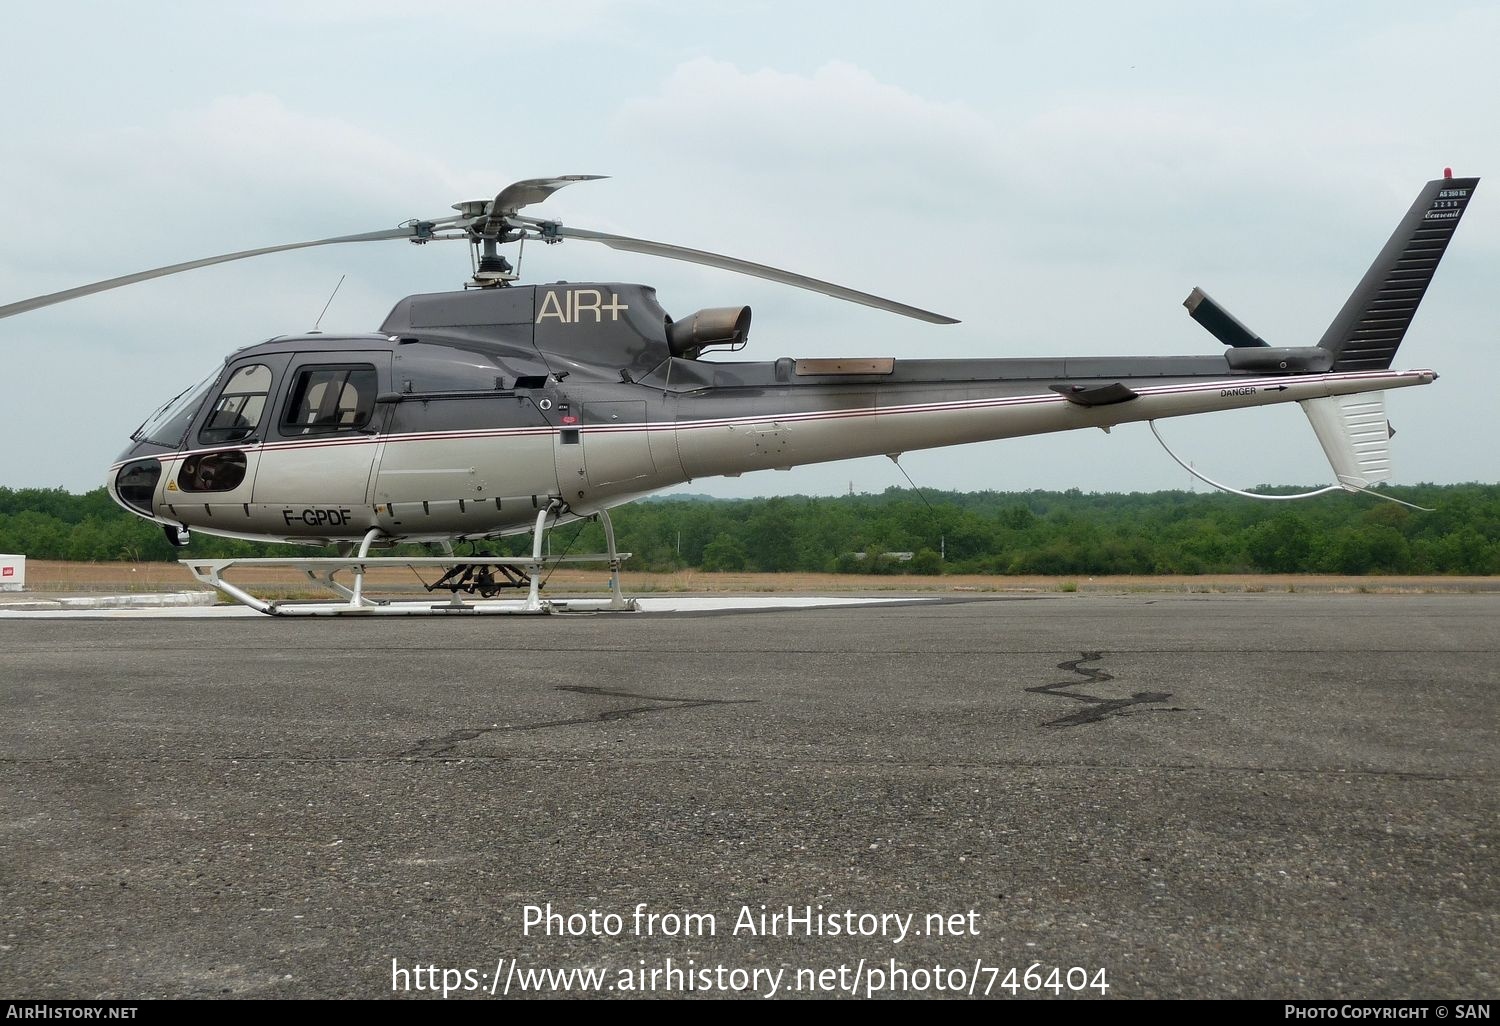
[2,483,1498,575]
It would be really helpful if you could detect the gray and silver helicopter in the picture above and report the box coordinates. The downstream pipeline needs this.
[0,173,1479,613]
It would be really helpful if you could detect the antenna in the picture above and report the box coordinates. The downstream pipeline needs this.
[309,275,346,334]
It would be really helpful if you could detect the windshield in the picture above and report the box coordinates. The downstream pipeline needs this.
[131,369,220,448]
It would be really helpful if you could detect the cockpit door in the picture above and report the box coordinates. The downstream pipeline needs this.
[252,351,392,506]
[161,354,288,519]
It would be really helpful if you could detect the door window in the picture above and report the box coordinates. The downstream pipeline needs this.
[199,364,273,444]
[281,366,378,434]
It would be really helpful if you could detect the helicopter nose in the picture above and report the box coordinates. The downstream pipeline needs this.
[110,458,162,518]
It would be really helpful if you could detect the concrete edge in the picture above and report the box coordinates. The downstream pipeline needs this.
[1,591,217,611]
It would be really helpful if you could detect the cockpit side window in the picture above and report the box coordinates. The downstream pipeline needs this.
[280,365,378,434]
[199,363,273,444]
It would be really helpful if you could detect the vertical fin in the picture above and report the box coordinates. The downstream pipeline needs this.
[1318,175,1478,371]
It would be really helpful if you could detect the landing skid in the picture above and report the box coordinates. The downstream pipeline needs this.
[181,506,638,616]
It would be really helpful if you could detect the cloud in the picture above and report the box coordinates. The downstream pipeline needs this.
[1,93,491,298]
[601,60,1010,339]
[249,0,645,36]
[616,59,1002,199]
[129,94,479,233]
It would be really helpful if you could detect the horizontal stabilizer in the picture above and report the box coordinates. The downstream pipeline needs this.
[1183,287,1270,348]
[1300,391,1393,489]
[1051,382,1140,407]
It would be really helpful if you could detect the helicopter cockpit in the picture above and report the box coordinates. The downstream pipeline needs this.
[130,370,219,449]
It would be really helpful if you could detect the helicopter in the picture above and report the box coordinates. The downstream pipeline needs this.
[0,172,1479,614]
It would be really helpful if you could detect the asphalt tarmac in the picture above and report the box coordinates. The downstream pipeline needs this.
[1,593,1496,1000]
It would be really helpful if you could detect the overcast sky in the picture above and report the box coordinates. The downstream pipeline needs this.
[2,1,1495,498]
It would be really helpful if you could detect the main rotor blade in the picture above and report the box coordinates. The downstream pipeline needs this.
[490,175,607,221]
[0,224,428,321]
[547,224,960,324]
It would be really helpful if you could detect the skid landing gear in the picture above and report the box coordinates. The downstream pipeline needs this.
[181,505,637,616]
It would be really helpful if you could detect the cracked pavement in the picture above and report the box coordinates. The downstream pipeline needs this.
[1,593,1496,998]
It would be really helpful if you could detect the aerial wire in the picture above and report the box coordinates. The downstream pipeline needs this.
[1147,421,1432,511]
[888,454,946,558]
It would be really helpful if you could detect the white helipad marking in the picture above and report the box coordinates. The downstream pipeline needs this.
[635,596,937,612]
[0,596,939,619]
